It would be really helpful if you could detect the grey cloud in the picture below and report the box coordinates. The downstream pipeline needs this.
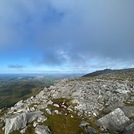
[1,0,134,69]
[8,64,25,69]
[36,0,134,63]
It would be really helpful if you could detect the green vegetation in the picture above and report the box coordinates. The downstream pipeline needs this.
[0,75,55,109]
[44,114,84,134]
[42,98,86,134]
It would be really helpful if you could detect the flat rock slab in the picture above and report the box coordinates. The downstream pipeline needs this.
[96,108,130,132]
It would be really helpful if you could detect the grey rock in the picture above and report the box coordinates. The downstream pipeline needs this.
[5,111,42,134]
[120,106,134,118]
[53,104,60,108]
[79,121,90,127]
[87,126,96,134]
[123,121,134,134]
[26,111,43,123]
[5,113,27,134]
[46,108,52,115]
[96,108,130,132]
[20,127,27,134]
[15,100,24,107]
[35,125,51,134]
[104,101,124,114]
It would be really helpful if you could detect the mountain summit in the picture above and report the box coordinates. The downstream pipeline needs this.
[0,68,134,134]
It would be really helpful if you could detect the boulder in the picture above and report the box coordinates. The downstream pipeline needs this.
[35,125,51,134]
[96,108,130,132]
[5,113,27,134]
[5,111,42,134]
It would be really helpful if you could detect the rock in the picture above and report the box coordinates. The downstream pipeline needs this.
[104,101,124,113]
[96,108,130,132]
[47,100,53,105]
[5,111,42,134]
[116,88,130,94]
[87,126,96,134]
[20,127,27,134]
[35,125,51,134]
[37,115,47,123]
[33,122,38,127]
[120,106,134,118]
[79,121,90,127]
[15,100,24,107]
[54,110,59,114]
[53,104,60,107]
[26,111,43,123]
[46,108,52,115]
[5,113,27,134]
[123,121,134,134]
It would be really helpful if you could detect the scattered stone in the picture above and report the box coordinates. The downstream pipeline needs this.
[53,104,60,107]
[54,110,59,114]
[46,108,52,115]
[20,127,27,134]
[37,115,47,123]
[79,121,90,127]
[67,107,73,112]
[71,115,73,118]
[87,126,96,134]
[33,122,38,127]
[47,100,53,105]
[35,125,51,134]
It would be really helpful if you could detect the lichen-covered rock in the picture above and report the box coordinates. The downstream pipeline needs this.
[96,108,130,132]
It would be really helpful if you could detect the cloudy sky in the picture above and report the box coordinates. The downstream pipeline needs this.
[0,0,134,74]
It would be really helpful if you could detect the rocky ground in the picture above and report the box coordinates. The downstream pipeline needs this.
[0,70,134,134]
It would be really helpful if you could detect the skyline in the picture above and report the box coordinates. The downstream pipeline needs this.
[0,0,134,74]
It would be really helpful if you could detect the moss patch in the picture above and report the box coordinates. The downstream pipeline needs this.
[43,113,85,134]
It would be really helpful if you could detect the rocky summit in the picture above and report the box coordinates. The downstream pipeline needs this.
[0,69,134,134]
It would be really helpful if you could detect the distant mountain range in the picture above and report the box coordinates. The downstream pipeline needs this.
[83,68,134,78]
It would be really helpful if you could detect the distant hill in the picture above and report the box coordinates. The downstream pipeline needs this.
[83,68,134,79]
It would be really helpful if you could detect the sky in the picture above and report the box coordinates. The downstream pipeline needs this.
[0,0,134,74]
